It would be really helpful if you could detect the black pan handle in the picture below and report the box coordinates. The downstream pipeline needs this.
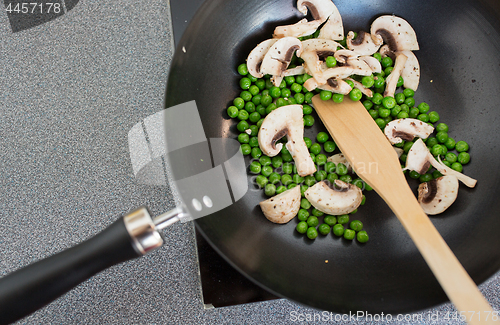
[0,207,174,325]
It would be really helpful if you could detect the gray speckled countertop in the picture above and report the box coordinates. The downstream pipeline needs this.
[0,0,498,324]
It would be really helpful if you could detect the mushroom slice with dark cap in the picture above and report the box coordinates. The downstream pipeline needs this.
[246,39,278,78]
[371,15,419,52]
[418,175,459,215]
[299,38,341,84]
[359,55,382,73]
[260,37,302,81]
[273,18,322,38]
[346,31,383,56]
[317,2,344,41]
[297,0,336,23]
[405,139,477,188]
[305,180,362,215]
[318,78,352,95]
[384,118,434,144]
[260,186,301,223]
[258,105,316,176]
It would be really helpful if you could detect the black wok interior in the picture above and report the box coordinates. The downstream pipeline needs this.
[165,0,500,313]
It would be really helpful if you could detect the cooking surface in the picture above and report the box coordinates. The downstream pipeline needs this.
[0,0,498,323]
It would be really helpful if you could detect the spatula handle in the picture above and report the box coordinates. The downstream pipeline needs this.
[384,184,496,325]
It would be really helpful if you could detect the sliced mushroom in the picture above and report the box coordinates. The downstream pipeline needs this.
[400,50,420,91]
[282,65,306,77]
[300,39,341,84]
[379,44,395,60]
[297,0,336,22]
[327,153,352,171]
[384,118,434,144]
[418,175,459,215]
[346,77,373,97]
[318,78,352,95]
[333,49,359,64]
[260,37,303,78]
[260,186,301,223]
[258,105,316,176]
[321,58,373,80]
[317,3,344,41]
[359,55,382,74]
[371,15,419,52]
[346,31,383,56]
[405,139,477,188]
[383,51,408,98]
[274,18,323,38]
[247,39,278,78]
[305,180,362,215]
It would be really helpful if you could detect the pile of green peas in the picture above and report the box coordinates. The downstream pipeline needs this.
[229,34,472,244]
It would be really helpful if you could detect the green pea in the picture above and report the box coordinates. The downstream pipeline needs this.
[344,229,356,240]
[295,74,305,84]
[249,161,261,174]
[318,223,331,235]
[316,154,327,166]
[397,111,409,119]
[379,108,391,118]
[356,231,369,243]
[302,105,313,115]
[344,79,355,89]
[270,86,281,98]
[409,170,420,179]
[240,144,251,155]
[339,175,352,183]
[426,137,438,148]
[403,141,414,153]
[305,92,314,104]
[261,165,273,177]
[404,97,415,108]
[248,112,261,123]
[300,185,308,197]
[227,105,239,118]
[251,147,262,159]
[332,93,344,103]
[255,79,266,90]
[315,170,327,182]
[237,109,249,121]
[428,111,440,123]
[316,131,329,143]
[281,88,292,98]
[303,115,315,126]
[264,183,276,196]
[282,162,293,174]
[240,90,252,102]
[396,76,405,87]
[365,183,373,191]
[284,76,295,85]
[456,141,469,152]
[432,170,443,179]
[237,63,248,75]
[419,173,433,183]
[238,133,249,144]
[382,96,396,109]
[239,77,251,90]
[324,215,337,226]
[373,52,382,62]
[325,56,337,68]
[445,152,457,163]
[310,209,323,218]
[248,74,258,82]
[281,174,293,186]
[326,173,338,184]
[274,185,285,194]
[436,123,449,133]
[400,104,410,113]
[409,107,419,118]
[303,137,312,149]
[403,88,414,97]
[297,209,310,221]
[451,162,463,172]
[249,136,259,148]
[306,227,318,240]
[361,76,375,88]
[292,174,304,184]
[352,178,364,189]
[260,94,272,107]
[310,143,322,155]
[337,214,349,225]
[363,100,373,110]
[282,152,293,162]
[294,93,305,104]
[255,175,268,188]
[304,175,316,187]
[325,161,336,173]
[296,221,308,234]
[323,141,336,153]
[349,88,363,101]
[320,90,333,101]
[275,98,287,107]
[369,109,379,119]
[301,198,311,209]
[417,102,430,113]
[436,131,448,143]
[336,163,348,176]
[395,92,406,105]
[375,118,386,129]
[371,93,383,105]
[417,113,429,123]
[444,137,456,150]
[255,104,265,116]
[333,224,345,236]
[361,195,366,205]
[249,85,260,96]
[268,172,281,185]
[373,77,385,89]
[290,83,302,94]
[271,156,283,168]
[458,152,470,164]
[381,56,393,68]
[349,220,363,231]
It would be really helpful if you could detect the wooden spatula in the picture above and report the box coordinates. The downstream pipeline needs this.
[312,95,495,325]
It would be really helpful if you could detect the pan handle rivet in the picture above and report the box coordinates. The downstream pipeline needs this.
[203,196,213,208]
[192,198,202,211]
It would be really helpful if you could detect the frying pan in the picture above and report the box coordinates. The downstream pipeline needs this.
[1,0,500,322]
[164,0,500,314]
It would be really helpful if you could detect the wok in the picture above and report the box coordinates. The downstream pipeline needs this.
[0,0,499,322]
[164,0,500,314]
